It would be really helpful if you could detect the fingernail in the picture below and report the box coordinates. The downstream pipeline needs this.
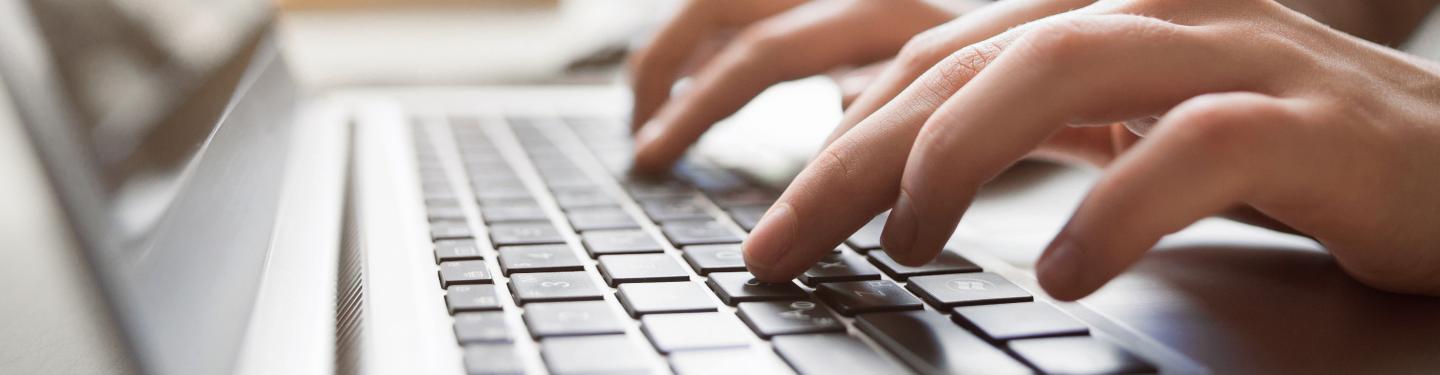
[631,124,666,172]
[635,121,663,146]
[882,192,919,264]
[744,203,795,279]
[1036,233,1085,300]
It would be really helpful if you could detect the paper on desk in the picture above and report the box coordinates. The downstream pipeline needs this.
[692,77,843,187]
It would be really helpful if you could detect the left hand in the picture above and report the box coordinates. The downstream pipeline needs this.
[741,0,1440,300]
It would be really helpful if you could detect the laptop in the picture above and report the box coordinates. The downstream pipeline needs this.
[4,1,1439,374]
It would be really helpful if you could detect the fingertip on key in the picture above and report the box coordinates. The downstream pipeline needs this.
[880,192,928,267]
[743,203,797,281]
[1035,233,1088,302]
[631,128,674,174]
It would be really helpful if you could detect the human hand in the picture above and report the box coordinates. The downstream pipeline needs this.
[627,0,966,173]
[742,0,1440,300]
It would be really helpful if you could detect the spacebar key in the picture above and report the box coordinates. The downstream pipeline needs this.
[855,311,1031,375]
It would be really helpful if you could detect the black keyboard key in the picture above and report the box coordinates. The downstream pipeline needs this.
[726,205,767,231]
[681,244,746,274]
[523,300,627,338]
[1009,336,1156,375]
[434,239,487,263]
[447,284,502,313]
[497,244,584,274]
[707,189,777,208]
[625,180,696,199]
[479,196,539,208]
[566,207,640,231]
[426,196,462,208]
[905,273,1032,308]
[869,250,981,280]
[771,334,908,375]
[641,312,751,353]
[421,183,452,197]
[581,230,664,257]
[428,205,466,221]
[617,281,717,317]
[508,271,604,304]
[854,310,1031,374]
[439,260,493,287]
[845,213,887,251]
[470,172,522,186]
[463,343,524,375]
[473,186,532,204]
[736,300,844,338]
[542,173,596,190]
[814,280,923,316]
[480,203,548,223]
[530,155,579,170]
[952,301,1088,341]
[640,198,712,221]
[430,220,473,240]
[552,187,618,209]
[797,253,882,286]
[669,348,795,375]
[597,253,690,286]
[489,222,565,246]
[705,272,807,305]
[454,311,512,343]
[661,220,743,246]
[466,165,514,179]
[542,335,652,375]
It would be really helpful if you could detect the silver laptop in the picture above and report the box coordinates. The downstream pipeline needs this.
[5,1,1439,374]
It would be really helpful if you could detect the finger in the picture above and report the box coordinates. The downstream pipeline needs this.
[629,0,805,132]
[1037,92,1306,300]
[633,0,949,173]
[823,0,1094,148]
[741,20,1039,282]
[835,60,890,109]
[881,14,1273,265]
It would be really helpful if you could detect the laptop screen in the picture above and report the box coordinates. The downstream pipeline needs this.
[27,0,268,224]
[9,1,286,374]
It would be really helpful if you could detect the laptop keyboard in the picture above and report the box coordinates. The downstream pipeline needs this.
[410,116,1157,375]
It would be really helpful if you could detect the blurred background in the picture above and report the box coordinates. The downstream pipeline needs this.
[22,0,689,234]
[276,0,662,87]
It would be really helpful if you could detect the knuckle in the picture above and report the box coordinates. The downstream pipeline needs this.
[733,27,787,60]
[1015,16,1104,61]
[896,31,946,73]
[1015,14,1175,63]
[814,147,857,184]
[1163,94,1289,153]
[937,39,1004,83]
[910,38,1006,106]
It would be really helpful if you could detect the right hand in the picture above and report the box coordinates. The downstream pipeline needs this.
[627,0,965,173]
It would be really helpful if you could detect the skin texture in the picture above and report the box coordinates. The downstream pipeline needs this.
[629,0,1440,300]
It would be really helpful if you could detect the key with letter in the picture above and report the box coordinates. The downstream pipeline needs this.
[736,300,845,338]
[542,335,652,375]
[522,300,627,338]
[771,334,908,375]
[439,260,493,287]
[618,281,718,317]
[598,253,690,286]
[706,272,807,305]
[905,272,1032,308]
[814,279,923,316]
[641,312,752,353]
[854,310,1031,374]
[508,271,604,304]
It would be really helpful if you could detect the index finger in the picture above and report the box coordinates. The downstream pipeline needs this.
[742,26,1030,282]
